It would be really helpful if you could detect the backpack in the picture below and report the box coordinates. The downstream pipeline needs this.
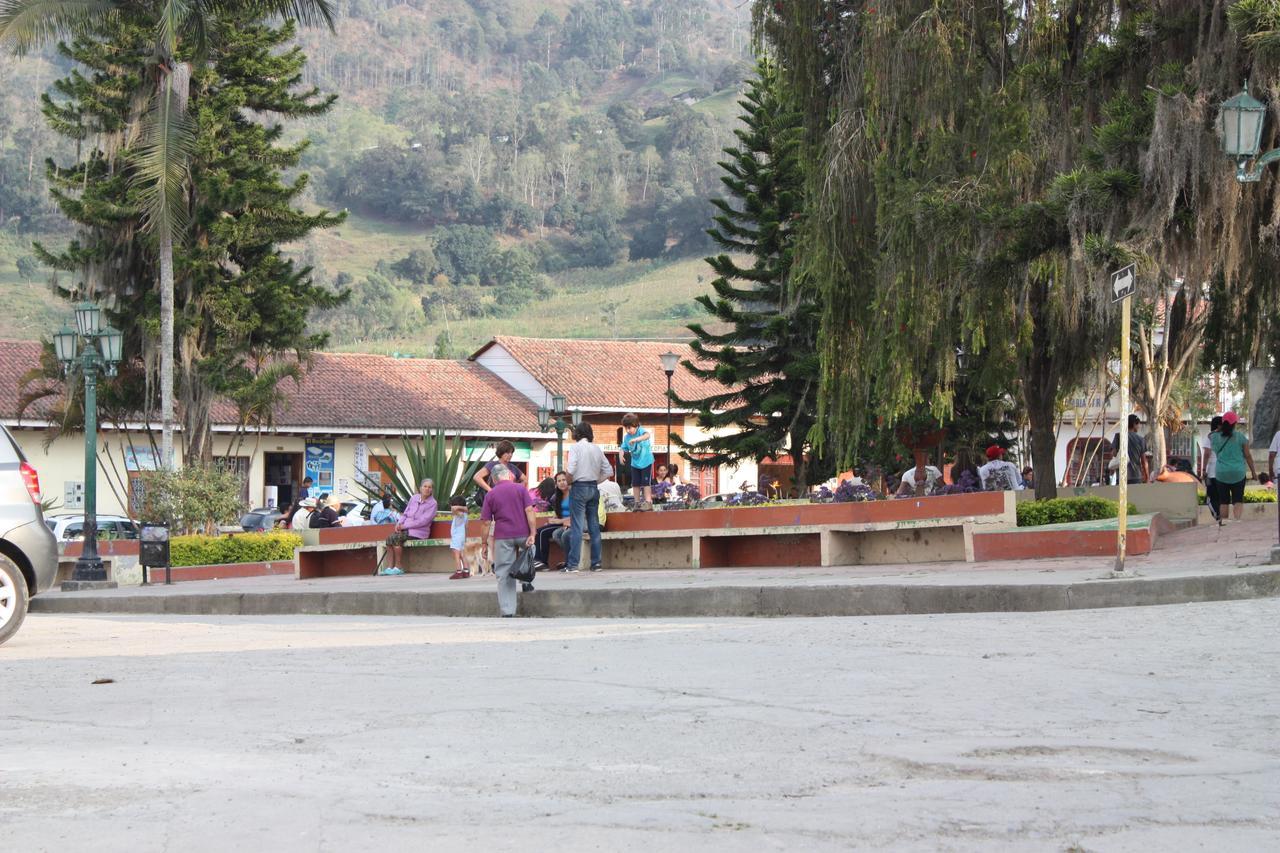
[985,462,1016,492]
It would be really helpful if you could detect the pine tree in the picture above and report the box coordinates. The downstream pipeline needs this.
[36,10,348,460]
[673,59,827,492]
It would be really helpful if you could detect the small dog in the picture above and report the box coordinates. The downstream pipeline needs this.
[463,538,491,576]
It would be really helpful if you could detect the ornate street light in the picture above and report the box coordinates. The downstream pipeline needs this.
[659,351,680,472]
[1220,83,1280,559]
[55,304,123,591]
[1218,82,1277,182]
[539,394,574,472]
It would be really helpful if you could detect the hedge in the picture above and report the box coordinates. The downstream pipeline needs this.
[169,531,302,567]
[1016,497,1136,527]
[1198,489,1276,504]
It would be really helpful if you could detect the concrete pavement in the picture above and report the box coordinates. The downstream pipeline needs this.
[30,518,1280,618]
[3,602,1278,850]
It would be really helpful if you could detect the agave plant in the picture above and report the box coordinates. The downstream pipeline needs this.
[357,429,487,513]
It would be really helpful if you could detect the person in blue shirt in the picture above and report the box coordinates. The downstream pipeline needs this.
[532,472,571,570]
[621,412,655,510]
[370,495,399,526]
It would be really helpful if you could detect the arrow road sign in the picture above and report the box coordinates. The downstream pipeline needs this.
[1111,263,1136,303]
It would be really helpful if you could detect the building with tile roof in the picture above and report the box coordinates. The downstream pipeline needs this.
[0,337,759,518]
[469,336,725,413]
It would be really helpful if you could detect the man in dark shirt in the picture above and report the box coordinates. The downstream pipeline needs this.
[480,464,537,616]
[1112,414,1151,485]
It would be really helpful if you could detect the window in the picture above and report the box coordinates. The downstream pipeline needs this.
[1064,438,1112,487]
[685,456,719,497]
[368,455,398,493]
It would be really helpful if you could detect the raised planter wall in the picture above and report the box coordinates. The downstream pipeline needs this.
[1016,482,1200,523]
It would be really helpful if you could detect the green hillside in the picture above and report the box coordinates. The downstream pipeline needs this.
[0,0,752,348]
[330,254,722,357]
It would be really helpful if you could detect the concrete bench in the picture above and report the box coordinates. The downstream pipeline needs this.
[293,493,1017,578]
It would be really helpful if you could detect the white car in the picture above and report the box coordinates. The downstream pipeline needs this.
[45,514,140,543]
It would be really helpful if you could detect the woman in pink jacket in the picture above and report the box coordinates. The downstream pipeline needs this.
[384,478,436,575]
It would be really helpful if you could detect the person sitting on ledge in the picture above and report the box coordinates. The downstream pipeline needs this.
[894,462,943,496]
[384,478,436,575]
[1155,463,1198,484]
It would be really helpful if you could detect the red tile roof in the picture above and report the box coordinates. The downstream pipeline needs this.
[0,340,56,423]
[226,353,539,433]
[472,336,730,410]
[0,341,538,433]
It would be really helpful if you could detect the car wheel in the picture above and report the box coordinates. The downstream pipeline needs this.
[0,554,30,646]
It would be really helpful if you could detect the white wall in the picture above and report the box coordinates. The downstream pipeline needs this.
[473,344,548,406]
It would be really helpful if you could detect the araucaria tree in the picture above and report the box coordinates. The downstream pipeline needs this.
[674,59,828,492]
[1,0,335,467]
[35,10,347,460]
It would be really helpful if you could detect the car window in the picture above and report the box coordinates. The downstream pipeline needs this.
[65,523,84,538]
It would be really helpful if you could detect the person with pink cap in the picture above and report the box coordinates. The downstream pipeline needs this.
[1209,411,1258,524]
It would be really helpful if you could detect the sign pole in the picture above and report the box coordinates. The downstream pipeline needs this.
[1108,262,1136,576]
[1114,293,1131,574]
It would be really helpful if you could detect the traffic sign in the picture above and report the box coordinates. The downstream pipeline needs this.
[1110,263,1136,303]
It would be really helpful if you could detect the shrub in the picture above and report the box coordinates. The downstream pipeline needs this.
[137,462,248,535]
[1016,497,1137,527]
[1199,489,1275,504]
[169,531,302,567]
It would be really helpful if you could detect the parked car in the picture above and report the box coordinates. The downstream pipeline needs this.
[46,514,140,543]
[240,508,284,532]
[1,424,59,645]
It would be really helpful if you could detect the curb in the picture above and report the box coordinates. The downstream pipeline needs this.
[29,567,1280,618]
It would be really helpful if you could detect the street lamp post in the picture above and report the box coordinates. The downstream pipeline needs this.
[1217,83,1280,561]
[54,302,123,591]
[537,394,579,472]
[660,351,680,473]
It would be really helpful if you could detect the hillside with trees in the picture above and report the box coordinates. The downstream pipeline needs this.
[0,0,752,351]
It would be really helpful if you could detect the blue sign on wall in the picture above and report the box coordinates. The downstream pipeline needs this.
[305,441,335,494]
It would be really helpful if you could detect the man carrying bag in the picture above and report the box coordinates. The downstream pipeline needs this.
[480,464,538,617]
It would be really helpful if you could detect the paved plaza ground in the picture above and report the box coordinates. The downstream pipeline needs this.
[3,599,1278,851]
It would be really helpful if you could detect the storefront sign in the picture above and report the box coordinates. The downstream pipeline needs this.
[305,441,335,493]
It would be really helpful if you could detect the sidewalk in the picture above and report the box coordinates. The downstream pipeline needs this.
[32,518,1280,618]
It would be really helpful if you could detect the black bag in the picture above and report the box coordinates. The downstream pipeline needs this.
[509,543,537,583]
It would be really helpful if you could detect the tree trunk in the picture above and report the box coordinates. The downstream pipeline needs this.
[1028,413,1058,500]
[1022,354,1060,500]
[159,229,175,470]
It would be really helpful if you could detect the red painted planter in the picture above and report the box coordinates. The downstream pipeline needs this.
[63,539,140,557]
[605,493,1006,533]
[144,560,295,583]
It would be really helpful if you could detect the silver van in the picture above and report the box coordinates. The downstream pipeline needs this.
[0,425,59,645]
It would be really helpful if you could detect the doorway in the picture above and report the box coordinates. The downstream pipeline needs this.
[265,452,303,508]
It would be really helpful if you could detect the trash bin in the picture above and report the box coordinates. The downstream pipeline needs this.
[140,523,171,584]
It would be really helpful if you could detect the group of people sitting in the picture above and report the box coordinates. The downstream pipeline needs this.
[890,445,1029,497]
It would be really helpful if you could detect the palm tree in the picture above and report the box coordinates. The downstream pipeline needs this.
[0,0,333,469]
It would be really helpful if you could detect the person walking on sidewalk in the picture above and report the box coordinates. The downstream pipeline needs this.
[480,464,538,616]
[1209,411,1258,525]
[1199,415,1223,521]
[566,422,613,572]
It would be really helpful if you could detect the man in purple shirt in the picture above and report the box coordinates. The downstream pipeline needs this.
[480,464,537,616]
[384,478,436,575]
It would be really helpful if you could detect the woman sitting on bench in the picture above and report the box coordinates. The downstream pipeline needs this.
[384,478,436,575]
[533,472,571,571]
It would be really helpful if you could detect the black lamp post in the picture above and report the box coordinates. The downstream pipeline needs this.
[660,351,680,473]
[537,394,579,472]
[54,302,123,591]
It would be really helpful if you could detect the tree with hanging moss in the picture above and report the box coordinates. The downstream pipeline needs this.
[756,1,1280,498]
[35,9,347,461]
[673,59,829,492]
